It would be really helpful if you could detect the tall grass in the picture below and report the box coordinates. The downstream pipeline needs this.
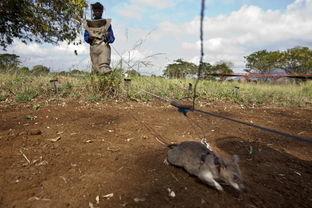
[128,77,312,106]
[0,71,311,106]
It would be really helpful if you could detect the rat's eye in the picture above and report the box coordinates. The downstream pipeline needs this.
[233,175,239,181]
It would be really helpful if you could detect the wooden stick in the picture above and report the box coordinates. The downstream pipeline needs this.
[20,150,31,164]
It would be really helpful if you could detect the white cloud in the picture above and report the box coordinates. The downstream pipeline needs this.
[4,40,90,71]
[287,0,312,11]
[122,49,145,61]
[116,0,171,20]
[149,0,312,70]
[116,4,145,20]
[131,0,172,9]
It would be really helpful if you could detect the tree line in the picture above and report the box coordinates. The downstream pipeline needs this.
[244,46,312,74]
[0,53,141,76]
[1,45,312,78]
[0,53,50,75]
[163,46,312,79]
[163,59,233,79]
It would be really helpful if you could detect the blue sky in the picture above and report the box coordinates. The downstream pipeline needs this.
[103,0,294,27]
[2,0,312,74]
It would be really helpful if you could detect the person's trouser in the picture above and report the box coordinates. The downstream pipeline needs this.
[90,41,112,75]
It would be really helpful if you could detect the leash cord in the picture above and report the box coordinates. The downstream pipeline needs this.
[192,108,312,143]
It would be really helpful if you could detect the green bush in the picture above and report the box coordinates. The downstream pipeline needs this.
[15,88,38,102]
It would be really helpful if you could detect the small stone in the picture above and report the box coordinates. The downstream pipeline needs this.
[167,188,176,198]
[134,198,145,203]
[88,202,94,208]
[103,193,114,199]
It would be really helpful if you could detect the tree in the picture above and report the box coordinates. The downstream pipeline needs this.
[163,59,197,79]
[199,61,233,79]
[31,65,50,75]
[19,66,30,73]
[0,0,87,49]
[126,69,141,77]
[244,50,280,74]
[0,53,21,71]
[212,61,234,74]
[245,47,312,74]
[70,69,83,74]
[278,47,312,74]
[199,62,213,77]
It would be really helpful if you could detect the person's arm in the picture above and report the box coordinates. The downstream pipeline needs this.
[84,30,92,44]
[104,25,115,44]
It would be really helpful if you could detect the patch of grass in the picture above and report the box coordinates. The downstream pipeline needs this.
[16,94,32,102]
[59,81,74,96]
[87,96,101,103]
[25,115,36,120]
[87,70,123,99]
[0,95,6,101]
[15,88,38,103]
[1,71,312,107]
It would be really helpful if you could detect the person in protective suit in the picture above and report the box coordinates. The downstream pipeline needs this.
[84,2,115,75]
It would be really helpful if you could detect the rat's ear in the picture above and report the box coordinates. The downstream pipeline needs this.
[232,155,240,163]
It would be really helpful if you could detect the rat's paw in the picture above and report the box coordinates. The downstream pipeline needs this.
[215,183,224,191]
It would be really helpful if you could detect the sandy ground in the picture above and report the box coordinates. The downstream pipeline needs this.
[0,100,312,208]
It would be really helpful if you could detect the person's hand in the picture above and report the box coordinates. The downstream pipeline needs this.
[103,32,110,41]
[89,35,96,40]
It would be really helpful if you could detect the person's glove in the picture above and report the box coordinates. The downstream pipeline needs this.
[103,31,110,43]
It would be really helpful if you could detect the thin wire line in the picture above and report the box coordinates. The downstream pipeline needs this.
[193,0,206,108]
[129,112,170,146]
[193,108,312,143]
[133,87,312,144]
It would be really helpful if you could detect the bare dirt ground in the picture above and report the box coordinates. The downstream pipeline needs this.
[1,100,312,208]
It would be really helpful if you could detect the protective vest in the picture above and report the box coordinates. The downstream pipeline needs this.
[83,19,112,74]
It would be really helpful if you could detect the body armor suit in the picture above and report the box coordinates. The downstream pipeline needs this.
[83,19,112,74]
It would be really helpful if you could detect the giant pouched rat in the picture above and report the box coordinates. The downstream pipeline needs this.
[165,141,245,192]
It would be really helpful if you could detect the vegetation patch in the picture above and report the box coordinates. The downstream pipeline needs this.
[0,95,6,101]
[15,88,38,103]
[0,70,311,107]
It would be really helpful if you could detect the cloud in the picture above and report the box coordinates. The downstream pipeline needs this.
[287,0,312,11]
[116,0,172,20]
[131,0,172,9]
[4,40,90,71]
[116,4,145,20]
[149,0,312,70]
